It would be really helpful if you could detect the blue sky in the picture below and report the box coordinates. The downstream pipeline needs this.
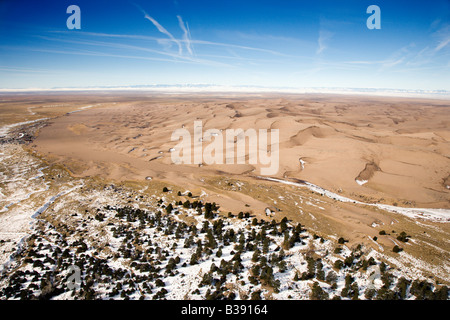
[0,0,449,90]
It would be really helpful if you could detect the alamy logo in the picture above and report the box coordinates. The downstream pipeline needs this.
[67,265,81,290]
[66,5,81,30]
[367,5,381,30]
[171,121,279,175]
[367,266,381,290]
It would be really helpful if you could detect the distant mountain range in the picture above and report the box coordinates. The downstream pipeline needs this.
[1,84,449,99]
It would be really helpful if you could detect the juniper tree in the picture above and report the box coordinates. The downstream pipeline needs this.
[316,261,325,281]
[282,231,290,249]
[395,277,410,300]
[200,272,213,287]
[325,270,337,285]
[278,260,287,273]
[305,256,316,279]
[252,249,261,263]
[206,229,217,249]
[287,229,300,248]
[259,256,268,267]
[195,240,203,257]
[236,233,245,251]
[279,217,288,233]
[183,200,191,208]
[175,225,183,239]
[232,251,242,263]
[410,280,434,300]
[165,203,173,214]
[262,238,270,254]
[311,282,329,300]
[249,229,256,241]
[184,236,194,248]
[435,286,449,300]
[213,219,224,237]
[251,264,261,278]
[396,231,410,243]
[259,266,274,285]
[232,260,243,274]
[250,290,262,300]
[201,220,210,233]
[204,203,214,219]
[189,253,199,265]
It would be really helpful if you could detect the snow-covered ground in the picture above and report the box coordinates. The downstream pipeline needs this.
[0,118,49,138]
[258,176,450,222]
[0,143,84,271]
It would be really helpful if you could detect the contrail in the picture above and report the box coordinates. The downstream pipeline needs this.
[144,15,182,55]
[134,3,182,55]
[177,15,193,56]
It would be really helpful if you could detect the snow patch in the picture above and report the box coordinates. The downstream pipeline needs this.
[299,158,306,170]
[356,179,368,186]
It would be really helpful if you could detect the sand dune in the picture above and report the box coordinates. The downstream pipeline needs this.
[286,125,333,146]
[30,94,449,210]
